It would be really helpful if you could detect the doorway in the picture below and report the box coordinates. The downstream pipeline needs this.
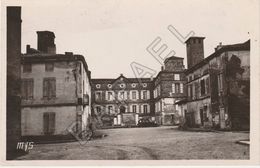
[120,106,126,113]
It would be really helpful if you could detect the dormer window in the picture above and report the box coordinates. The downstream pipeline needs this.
[131,83,137,88]
[119,84,126,88]
[96,84,101,89]
[107,84,112,88]
[142,83,147,87]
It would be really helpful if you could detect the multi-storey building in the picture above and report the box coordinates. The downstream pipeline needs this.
[176,37,250,130]
[153,56,186,125]
[91,74,154,126]
[21,31,92,136]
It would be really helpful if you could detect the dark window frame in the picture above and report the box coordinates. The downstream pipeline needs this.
[43,77,56,99]
[21,78,34,100]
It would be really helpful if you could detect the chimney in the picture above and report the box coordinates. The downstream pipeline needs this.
[26,45,30,53]
[215,42,223,51]
[185,36,205,69]
[37,31,56,54]
[161,66,164,71]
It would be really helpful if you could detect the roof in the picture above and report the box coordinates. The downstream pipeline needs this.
[174,99,187,105]
[185,39,250,74]
[164,56,184,63]
[185,36,205,43]
[22,53,91,80]
[36,31,55,37]
[91,74,153,84]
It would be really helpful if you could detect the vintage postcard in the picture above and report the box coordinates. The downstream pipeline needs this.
[1,0,260,166]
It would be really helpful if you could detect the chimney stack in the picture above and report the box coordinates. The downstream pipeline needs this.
[37,31,56,54]
[185,36,205,69]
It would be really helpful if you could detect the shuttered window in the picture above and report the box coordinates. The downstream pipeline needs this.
[43,78,56,99]
[43,112,55,135]
[21,79,34,99]
[200,79,206,95]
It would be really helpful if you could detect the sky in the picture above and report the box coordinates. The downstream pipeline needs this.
[5,0,257,78]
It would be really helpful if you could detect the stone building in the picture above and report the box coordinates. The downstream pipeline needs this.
[176,37,250,130]
[91,74,154,126]
[153,56,186,125]
[21,31,92,136]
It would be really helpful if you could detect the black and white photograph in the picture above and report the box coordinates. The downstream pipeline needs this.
[1,0,260,166]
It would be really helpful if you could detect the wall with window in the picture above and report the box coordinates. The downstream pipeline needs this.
[21,106,77,136]
[21,61,81,105]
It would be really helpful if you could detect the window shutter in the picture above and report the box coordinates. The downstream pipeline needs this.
[43,79,48,98]
[124,91,127,100]
[147,91,150,99]
[105,91,108,100]
[51,79,56,98]
[43,113,49,134]
[172,84,175,93]
[206,77,210,94]
[49,113,55,134]
[29,80,33,99]
[180,83,183,93]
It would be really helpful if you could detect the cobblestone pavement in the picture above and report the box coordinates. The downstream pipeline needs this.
[16,126,249,160]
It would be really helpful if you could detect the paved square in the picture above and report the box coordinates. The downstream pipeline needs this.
[17,126,249,160]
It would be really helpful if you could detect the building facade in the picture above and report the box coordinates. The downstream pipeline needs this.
[177,37,250,130]
[91,74,154,126]
[153,56,186,125]
[21,31,92,136]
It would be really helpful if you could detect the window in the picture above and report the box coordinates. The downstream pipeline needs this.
[95,92,102,101]
[180,83,184,93]
[175,83,180,93]
[174,74,180,80]
[107,91,114,101]
[96,106,101,113]
[132,91,137,100]
[154,89,157,98]
[21,78,34,99]
[200,79,206,95]
[218,74,223,92]
[108,106,113,114]
[143,105,148,114]
[132,105,137,113]
[142,83,147,87]
[131,83,137,88]
[43,78,56,99]
[188,84,193,99]
[107,84,112,88]
[43,112,55,135]
[45,62,54,72]
[118,91,125,100]
[143,91,147,99]
[172,83,181,93]
[23,63,32,73]
[119,84,126,88]
[96,84,101,88]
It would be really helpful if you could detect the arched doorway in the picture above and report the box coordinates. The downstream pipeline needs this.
[119,106,126,113]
